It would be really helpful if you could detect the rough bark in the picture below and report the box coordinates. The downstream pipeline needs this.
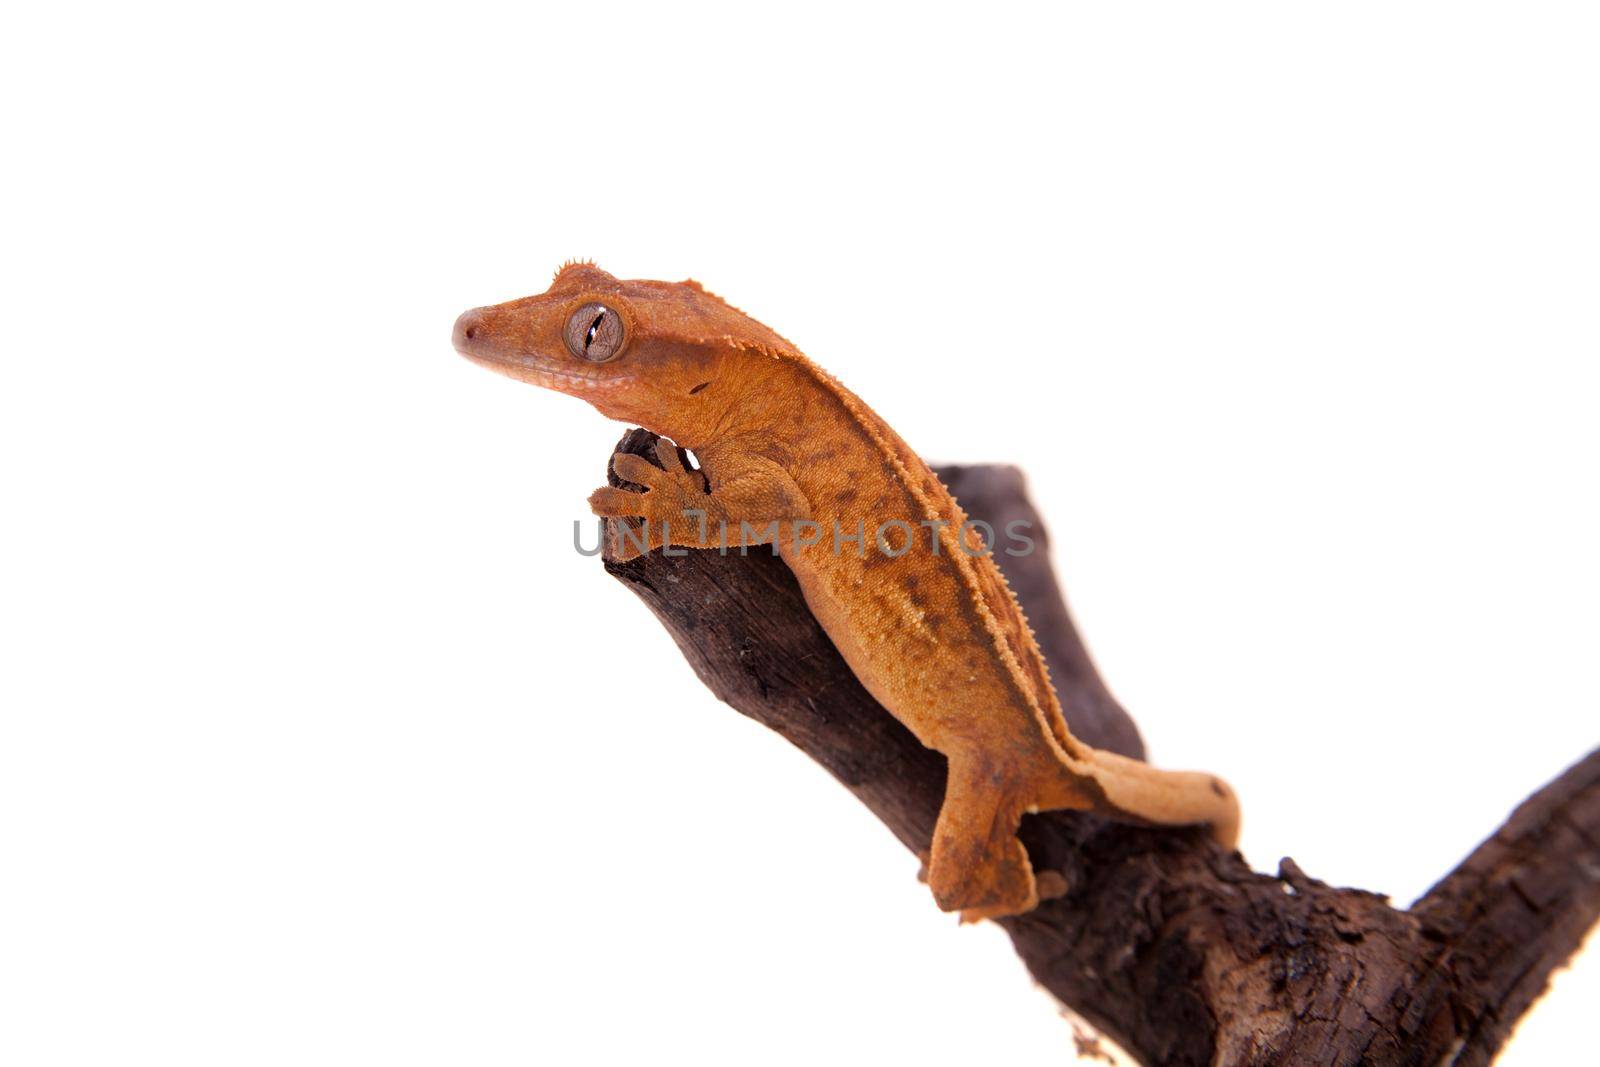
[598,428,1600,1066]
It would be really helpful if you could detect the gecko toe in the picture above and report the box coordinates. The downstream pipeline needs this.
[589,485,646,518]
[610,452,664,489]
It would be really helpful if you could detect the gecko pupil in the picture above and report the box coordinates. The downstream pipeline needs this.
[564,302,625,362]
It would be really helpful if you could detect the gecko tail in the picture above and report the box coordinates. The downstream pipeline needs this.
[1046,748,1242,849]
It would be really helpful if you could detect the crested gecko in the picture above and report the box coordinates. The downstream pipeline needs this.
[453,263,1239,920]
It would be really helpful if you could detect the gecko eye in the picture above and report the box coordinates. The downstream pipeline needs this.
[563,302,626,362]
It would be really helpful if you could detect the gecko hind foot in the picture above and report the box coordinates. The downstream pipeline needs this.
[926,757,1037,922]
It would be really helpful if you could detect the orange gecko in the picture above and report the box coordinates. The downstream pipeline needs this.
[453,263,1239,920]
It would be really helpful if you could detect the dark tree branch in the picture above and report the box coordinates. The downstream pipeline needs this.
[598,429,1600,1066]
[1410,751,1600,1066]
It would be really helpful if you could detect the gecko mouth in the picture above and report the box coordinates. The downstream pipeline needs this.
[458,348,636,391]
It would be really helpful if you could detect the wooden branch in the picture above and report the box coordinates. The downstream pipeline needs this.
[598,428,1600,1066]
[1411,751,1600,1065]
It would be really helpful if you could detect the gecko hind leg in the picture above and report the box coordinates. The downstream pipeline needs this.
[926,755,1038,922]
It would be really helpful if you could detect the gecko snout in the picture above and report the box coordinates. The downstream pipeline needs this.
[452,308,487,355]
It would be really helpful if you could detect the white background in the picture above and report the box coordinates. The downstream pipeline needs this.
[3,3,1596,1064]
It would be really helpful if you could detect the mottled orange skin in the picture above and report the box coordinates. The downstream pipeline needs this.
[454,264,1239,919]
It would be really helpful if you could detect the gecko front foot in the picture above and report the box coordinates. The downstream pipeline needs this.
[588,440,709,560]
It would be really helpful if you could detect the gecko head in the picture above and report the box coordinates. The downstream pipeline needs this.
[452,262,793,441]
